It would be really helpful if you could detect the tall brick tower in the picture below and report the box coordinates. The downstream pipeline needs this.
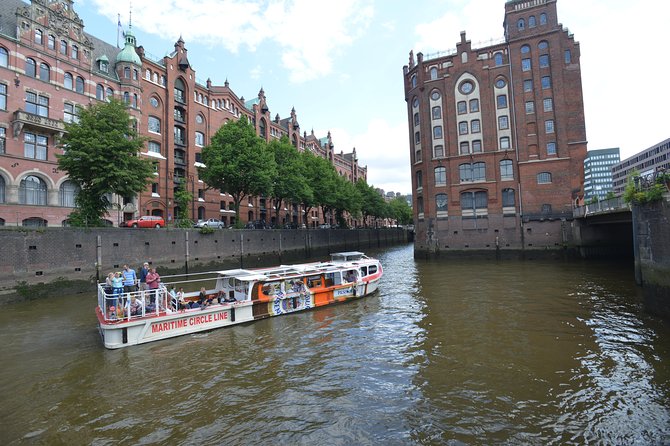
[403,0,586,256]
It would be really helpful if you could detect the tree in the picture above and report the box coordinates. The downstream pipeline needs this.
[269,137,310,227]
[57,99,153,226]
[199,117,275,227]
[356,179,386,227]
[173,181,193,228]
[388,196,413,225]
[333,175,361,228]
[301,150,338,226]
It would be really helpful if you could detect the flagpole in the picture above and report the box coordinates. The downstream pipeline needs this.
[117,13,121,48]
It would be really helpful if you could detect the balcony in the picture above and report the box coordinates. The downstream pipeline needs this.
[12,110,66,138]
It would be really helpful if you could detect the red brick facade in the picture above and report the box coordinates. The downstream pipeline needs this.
[403,0,586,253]
[0,0,367,228]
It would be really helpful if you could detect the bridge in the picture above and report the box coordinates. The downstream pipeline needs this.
[572,196,633,258]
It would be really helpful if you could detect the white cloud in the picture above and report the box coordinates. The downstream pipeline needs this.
[91,0,374,83]
[249,65,262,80]
[319,119,411,194]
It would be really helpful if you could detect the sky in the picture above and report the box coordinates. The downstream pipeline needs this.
[74,0,670,195]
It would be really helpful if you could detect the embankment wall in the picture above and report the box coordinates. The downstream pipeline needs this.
[0,227,407,303]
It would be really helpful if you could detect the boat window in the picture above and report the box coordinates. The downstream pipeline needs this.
[262,282,281,296]
[369,265,378,275]
[306,275,321,288]
[360,266,368,277]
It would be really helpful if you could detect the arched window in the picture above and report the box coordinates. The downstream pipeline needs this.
[500,159,513,180]
[96,84,104,100]
[416,196,424,216]
[411,74,417,88]
[259,118,267,138]
[538,40,549,50]
[502,188,515,208]
[35,29,43,44]
[75,76,84,93]
[460,191,487,216]
[23,217,47,227]
[537,172,552,184]
[48,35,55,50]
[39,62,50,81]
[123,67,130,78]
[132,93,138,108]
[528,16,536,28]
[105,87,114,100]
[517,18,525,30]
[148,116,161,134]
[413,112,420,126]
[433,125,443,140]
[459,162,486,182]
[25,58,37,77]
[145,69,151,79]
[494,52,503,66]
[59,180,79,207]
[60,40,67,55]
[0,175,5,204]
[431,106,441,120]
[521,44,530,54]
[198,206,206,220]
[71,45,78,59]
[195,131,205,147]
[435,193,448,215]
[415,170,423,190]
[19,175,47,205]
[0,47,7,67]
[540,13,547,25]
[434,167,446,186]
[430,67,438,80]
[123,92,130,103]
[64,72,73,90]
[174,78,186,103]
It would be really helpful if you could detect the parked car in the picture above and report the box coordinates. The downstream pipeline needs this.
[318,223,331,229]
[194,218,225,229]
[123,216,165,228]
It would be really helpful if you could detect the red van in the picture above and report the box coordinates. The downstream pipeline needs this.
[122,216,165,228]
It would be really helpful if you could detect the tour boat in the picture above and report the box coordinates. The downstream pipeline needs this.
[96,252,383,349]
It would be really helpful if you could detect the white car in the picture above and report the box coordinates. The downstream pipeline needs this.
[194,218,225,229]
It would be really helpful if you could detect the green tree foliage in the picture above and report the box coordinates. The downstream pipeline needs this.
[57,99,153,226]
[269,137,311,226]
[355,179,387,227]
[388,196,413,225]
[333,175,362,228]
[173,181,193,228]
[199,117,276,227]
[300,150,336,226]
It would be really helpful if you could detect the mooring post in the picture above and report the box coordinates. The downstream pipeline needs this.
[96,235,102,283]
[185,231,190,276]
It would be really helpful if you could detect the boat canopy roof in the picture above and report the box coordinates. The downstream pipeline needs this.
[216,253,374,282]
[330,251,367,262]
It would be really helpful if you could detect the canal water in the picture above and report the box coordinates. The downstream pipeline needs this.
[1,244,669,445]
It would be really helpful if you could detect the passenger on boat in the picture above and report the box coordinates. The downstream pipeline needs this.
[122,264,138,293]
[138,262,150,291]
[198,287,212,308]
[177,288,189,310]
[345,270,357,283]
[128,295,143,317]
[145,267,160,303]
[111,272,124,308]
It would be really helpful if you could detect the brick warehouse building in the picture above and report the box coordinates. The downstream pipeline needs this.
[403,0,586,254]
[0,0,367,228]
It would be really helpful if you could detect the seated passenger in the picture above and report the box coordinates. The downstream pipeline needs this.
[128,295,144,316]
[198,287,212,308]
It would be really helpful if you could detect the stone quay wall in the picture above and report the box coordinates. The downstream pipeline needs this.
[632,196,670,319]
[0,227,407,303]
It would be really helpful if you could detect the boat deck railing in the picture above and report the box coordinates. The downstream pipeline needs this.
[97,283,172,322]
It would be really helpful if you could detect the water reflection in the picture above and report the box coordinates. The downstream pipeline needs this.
[0,245,668,445]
